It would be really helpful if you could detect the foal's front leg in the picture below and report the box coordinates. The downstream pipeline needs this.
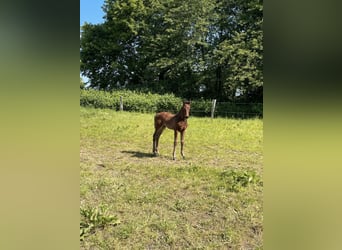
[180,130,185,159]
[172,130,178,160]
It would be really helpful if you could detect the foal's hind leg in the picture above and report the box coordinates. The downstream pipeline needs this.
[153,130,158,154]
[153,125,165,155]
[155,126,165,155]
[153,130,159,155]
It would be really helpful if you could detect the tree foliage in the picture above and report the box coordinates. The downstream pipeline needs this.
[80,0,263,102]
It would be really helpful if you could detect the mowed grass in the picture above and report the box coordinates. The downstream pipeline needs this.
[80,107,263,249]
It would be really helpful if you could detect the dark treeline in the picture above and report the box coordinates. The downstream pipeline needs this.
[80,0,263,102]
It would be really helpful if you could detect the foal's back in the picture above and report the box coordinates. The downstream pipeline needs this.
[154,112,175,128]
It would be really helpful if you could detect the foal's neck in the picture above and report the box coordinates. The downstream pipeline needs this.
[175,108,186,121]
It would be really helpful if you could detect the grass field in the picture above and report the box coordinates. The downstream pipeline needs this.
[80,107,263,249]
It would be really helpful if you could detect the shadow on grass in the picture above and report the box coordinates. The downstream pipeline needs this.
[121,150,156,158]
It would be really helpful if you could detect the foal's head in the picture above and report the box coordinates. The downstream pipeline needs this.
[182,101,191,119]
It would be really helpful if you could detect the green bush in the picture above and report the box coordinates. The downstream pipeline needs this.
[190,99,212,116]
[80,89,182,113]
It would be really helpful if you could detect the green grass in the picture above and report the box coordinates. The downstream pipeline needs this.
[80,107,263,249]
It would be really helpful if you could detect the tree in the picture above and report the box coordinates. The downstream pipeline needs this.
[203,0,263,101]
[80,23,115,89]
[137,0,216,98]
[80,0,147,89]
[80,0,263,102]
[80,77,85,89]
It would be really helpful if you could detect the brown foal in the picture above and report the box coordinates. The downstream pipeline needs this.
[153,101,191,160]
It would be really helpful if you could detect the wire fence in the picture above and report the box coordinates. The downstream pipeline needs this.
[116,97,263,118]
[189,101,263,119]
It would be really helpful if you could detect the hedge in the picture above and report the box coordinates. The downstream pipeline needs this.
[80,89,262,118]
[80,89,182,113]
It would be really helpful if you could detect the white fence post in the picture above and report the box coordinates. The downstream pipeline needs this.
[120,96,123,111]
[211,99,217,119]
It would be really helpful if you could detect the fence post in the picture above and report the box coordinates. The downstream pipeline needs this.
[120,96,123,111]
[211,99,217,119]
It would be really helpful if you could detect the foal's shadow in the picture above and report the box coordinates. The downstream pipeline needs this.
[121,150,155,158]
